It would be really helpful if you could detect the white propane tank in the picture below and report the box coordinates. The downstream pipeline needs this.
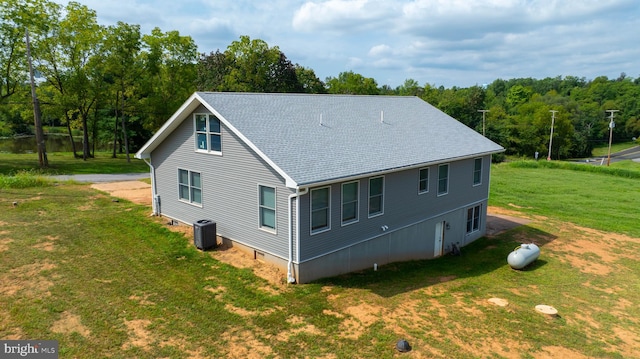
[507,243,540,270]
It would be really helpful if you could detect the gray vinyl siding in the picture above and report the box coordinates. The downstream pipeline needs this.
[297,156,492,261]
[150,108,296,261]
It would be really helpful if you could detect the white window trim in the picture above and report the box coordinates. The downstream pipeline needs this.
[310,186,331,235]
[258,184,277,234]
[418,167,430,194]
[177,168,203,207]
[466,204,482,234]
[437,164,449,196]
[368,176,385,218]
[194,113,222,155]
[473,157,483,186]
[341,181,359,226]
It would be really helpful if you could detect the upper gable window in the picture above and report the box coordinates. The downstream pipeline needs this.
[473,158,482,186]
[195,114,221,154]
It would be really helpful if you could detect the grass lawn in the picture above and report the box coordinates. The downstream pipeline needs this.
[591,141,638,157]
[490,160,640,237]
[0,162,639,357]
[0,152,148,176]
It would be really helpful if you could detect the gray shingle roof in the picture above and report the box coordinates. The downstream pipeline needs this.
[137,92,504,187]
[196,92,503,186]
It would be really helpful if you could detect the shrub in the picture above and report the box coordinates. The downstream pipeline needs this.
[0,170,53,189]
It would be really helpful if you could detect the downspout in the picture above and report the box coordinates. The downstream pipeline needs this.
[142,157,158,215]
[288,187,308,284]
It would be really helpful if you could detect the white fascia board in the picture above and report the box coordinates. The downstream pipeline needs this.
[135,93,202,159]
[195,93,298,189]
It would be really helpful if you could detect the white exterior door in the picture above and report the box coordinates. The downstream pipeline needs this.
[434,221,445,257]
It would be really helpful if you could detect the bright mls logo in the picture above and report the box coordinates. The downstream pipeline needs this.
[1,340,58,358]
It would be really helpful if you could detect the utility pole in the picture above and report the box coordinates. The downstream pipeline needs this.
[25,28,48,168]
[478,109,489,136]
[547,110,558,161]
[606,110,619,166]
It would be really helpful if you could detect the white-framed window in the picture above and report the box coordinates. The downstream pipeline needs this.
[418,167,429,194]
[259,185,276,232]
[341,181,359,225]
[178,169,202,205]
[310,187,330,234]
[195,113,221,153]
[473,158,482,186]
[368,176,384,217]
[438,164,449,196]
[466,204,482,233]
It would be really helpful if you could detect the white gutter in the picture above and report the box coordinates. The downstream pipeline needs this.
[287,187,308,283]
[142,157,158,215]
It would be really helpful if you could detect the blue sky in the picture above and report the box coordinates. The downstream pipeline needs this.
[53,0,640,88]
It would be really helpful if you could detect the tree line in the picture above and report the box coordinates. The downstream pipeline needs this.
[2,0,639,166]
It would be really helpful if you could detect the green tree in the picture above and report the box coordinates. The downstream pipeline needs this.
[102,22,142,161]
[505,84,533,111]
[294,65,325,94]
[1,0,58,164]
[419,83,442,105]
[0,0,28,102]
[325,71,379,95]
[36,1,103,160]
[139,27,198,130]
[196,50,230,92]
[396,79,423,96]
[221,35,302,93]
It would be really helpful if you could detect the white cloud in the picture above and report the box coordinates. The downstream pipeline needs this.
[368,44,393,57]
[292,0,396,33]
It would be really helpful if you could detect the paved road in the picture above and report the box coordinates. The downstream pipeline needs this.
[51,173,149,182]
[609,146,640,163]
[579,146,640,165]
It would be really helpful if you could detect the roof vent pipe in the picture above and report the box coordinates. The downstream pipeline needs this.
[380,110,384,123]
[319,113,323,126]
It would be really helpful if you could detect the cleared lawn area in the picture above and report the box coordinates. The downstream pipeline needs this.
[0,152,148,175]
[0,163,639,358]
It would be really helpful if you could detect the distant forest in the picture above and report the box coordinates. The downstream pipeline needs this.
[2,0,639,161]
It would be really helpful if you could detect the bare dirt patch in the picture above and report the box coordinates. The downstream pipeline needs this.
[220,328,274,358]
[0,229,12,253]
[488,297,509,307]
[33,235,58,252]
[0,307,25,340]
[276,315,323,341]
[0,237,13,252]
[129,293,156,306]
[533,346,590,359]
[51,311,91,337]
[121,319,154,351]
[339,303,382,339]
[544,223,638,276]
[91,180,153,206]
[0,260,56,297]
